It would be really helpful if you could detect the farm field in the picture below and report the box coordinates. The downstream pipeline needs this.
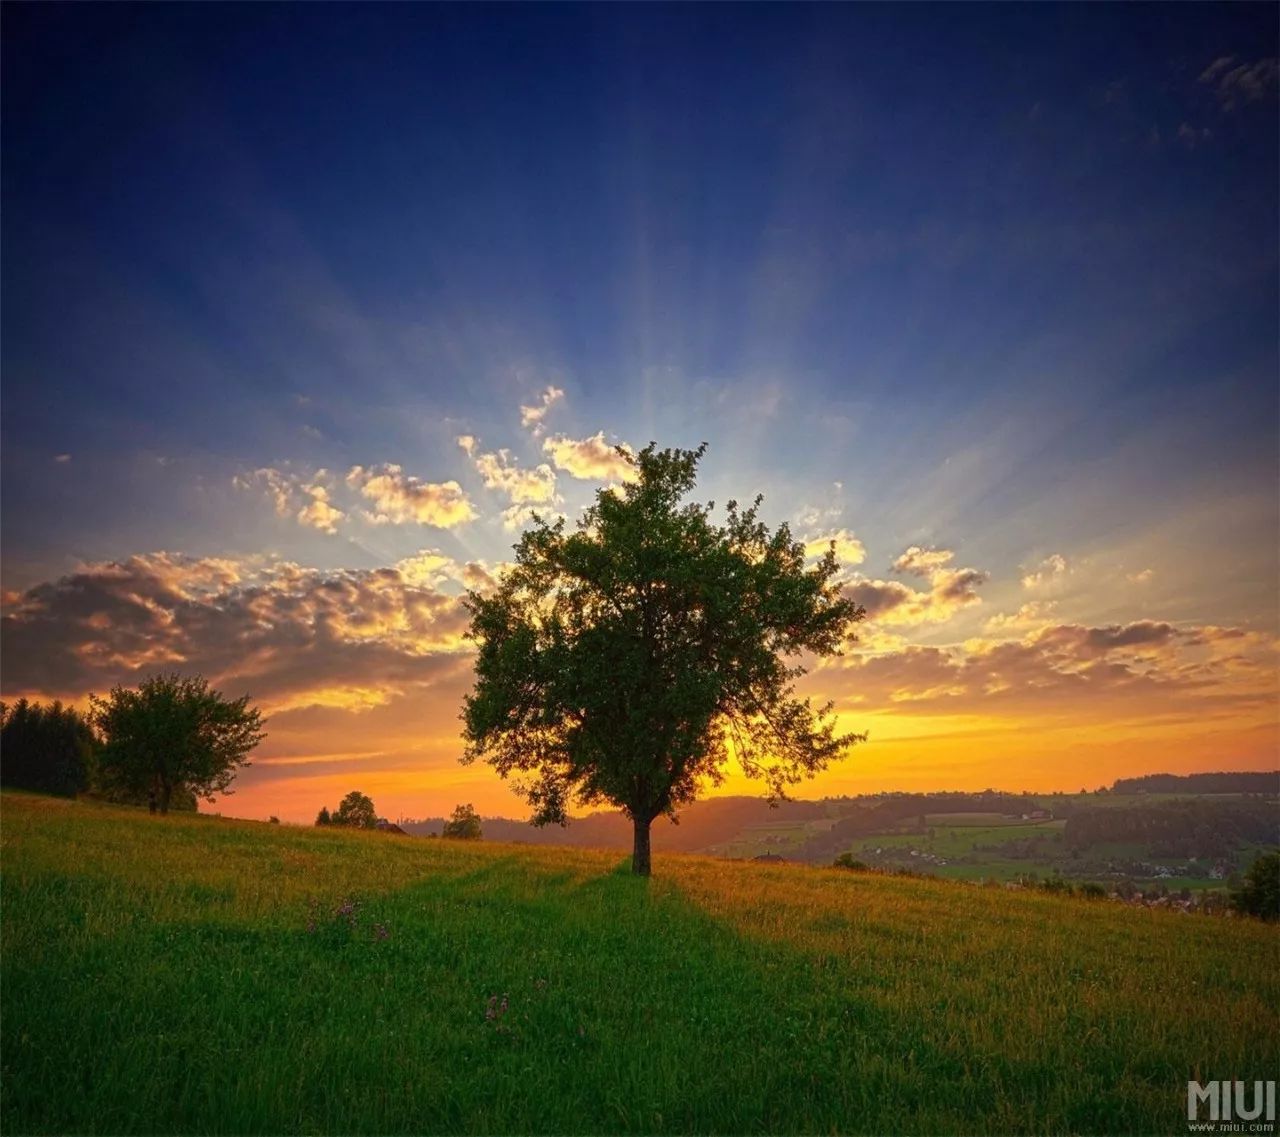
[2,791,1278,1135]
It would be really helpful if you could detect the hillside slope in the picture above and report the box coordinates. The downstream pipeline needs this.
[2,792,1276,1135]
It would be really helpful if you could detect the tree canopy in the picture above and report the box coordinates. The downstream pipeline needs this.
[461,442,865,875]
[89,674,265,814]
[1231,851,1279,922]
[332,791,378,829]
[442,803,483,840]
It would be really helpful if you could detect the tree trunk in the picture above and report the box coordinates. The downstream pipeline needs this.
[631,815,652,877]
[159,778,171,816]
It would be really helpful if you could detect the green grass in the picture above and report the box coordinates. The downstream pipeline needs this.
[3,793,1278,1135]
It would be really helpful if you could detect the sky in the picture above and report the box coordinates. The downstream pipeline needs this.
[2,4,1277,824]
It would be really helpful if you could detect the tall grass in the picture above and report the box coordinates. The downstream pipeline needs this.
[2,792,1276,1135]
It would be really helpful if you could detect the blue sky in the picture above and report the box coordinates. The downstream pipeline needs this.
[3,5,1276,819]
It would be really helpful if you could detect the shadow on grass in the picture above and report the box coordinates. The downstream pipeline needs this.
[3,846,1255,1136]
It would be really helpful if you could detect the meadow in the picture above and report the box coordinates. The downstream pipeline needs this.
[2,792,1278,1136]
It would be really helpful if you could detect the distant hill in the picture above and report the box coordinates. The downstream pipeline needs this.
[1110,771,1279,795]
[401,795,827,852]
[399,774,1280,863]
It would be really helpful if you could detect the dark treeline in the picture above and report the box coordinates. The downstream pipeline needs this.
[1065,799,1277,859]
[1110,771,1278,795]
[0,699,95,798]
[790,792,1042,862]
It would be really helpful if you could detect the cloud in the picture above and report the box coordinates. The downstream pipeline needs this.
[892,546,955,579]
[1032,620,1178,659]
[1021,553,1068,590]
[1177,122,1212,149]
[841,546,988,628]
[498,503,566,531]
[1127,568,1155,585]
[0,553,475,714]
[296,481,344,534]
[54,454,71,464]
[392,549,458,588]
[802,529,866,569]
[985,601,1059,633]
[1199,56,1278,110]
[346,465,476,528]
[518,385,565,432]
[542,432,635,482]
[458,437,558,506]
[833,619,1275,715]
[236,467,297,517]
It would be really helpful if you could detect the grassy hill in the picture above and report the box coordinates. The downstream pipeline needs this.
[2,792,1277,1135]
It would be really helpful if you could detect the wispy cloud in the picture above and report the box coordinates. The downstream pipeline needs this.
[1021,553,1068,591]
[518,385,565,433]
[236,466,346,534]
[1198,56,1278,111]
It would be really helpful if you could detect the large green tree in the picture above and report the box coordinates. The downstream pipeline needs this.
[89,674,265,814]
[461,443,865,875]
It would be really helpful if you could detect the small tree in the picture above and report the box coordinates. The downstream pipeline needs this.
[315,806,332,826]
[442,803,483,840]
[462,443,865,876]
[89,674,264,814]
[332,791,377,829]
[1230,851,1280,921]
[0,698,96,797]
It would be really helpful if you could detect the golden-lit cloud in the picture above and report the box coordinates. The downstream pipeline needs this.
[500,503,565,531]
[457,437,558,505]
[235,466,296,517]
[393,549,457,588]
[296,482,344,534]
[542,432,635,482]
[984,601,1058,633]
[843,546,988,628]
[802,528,866,569]
[891,546,955,579]
[1021,553,1068,590]
[1127,567,1155,584]
[235,467,344,535]
[518,385,565,431]
[346,464,476,528]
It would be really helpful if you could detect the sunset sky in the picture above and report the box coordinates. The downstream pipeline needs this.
[3,5,1276,824]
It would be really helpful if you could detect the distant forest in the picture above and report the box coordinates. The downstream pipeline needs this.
[1109,771,1278,795]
